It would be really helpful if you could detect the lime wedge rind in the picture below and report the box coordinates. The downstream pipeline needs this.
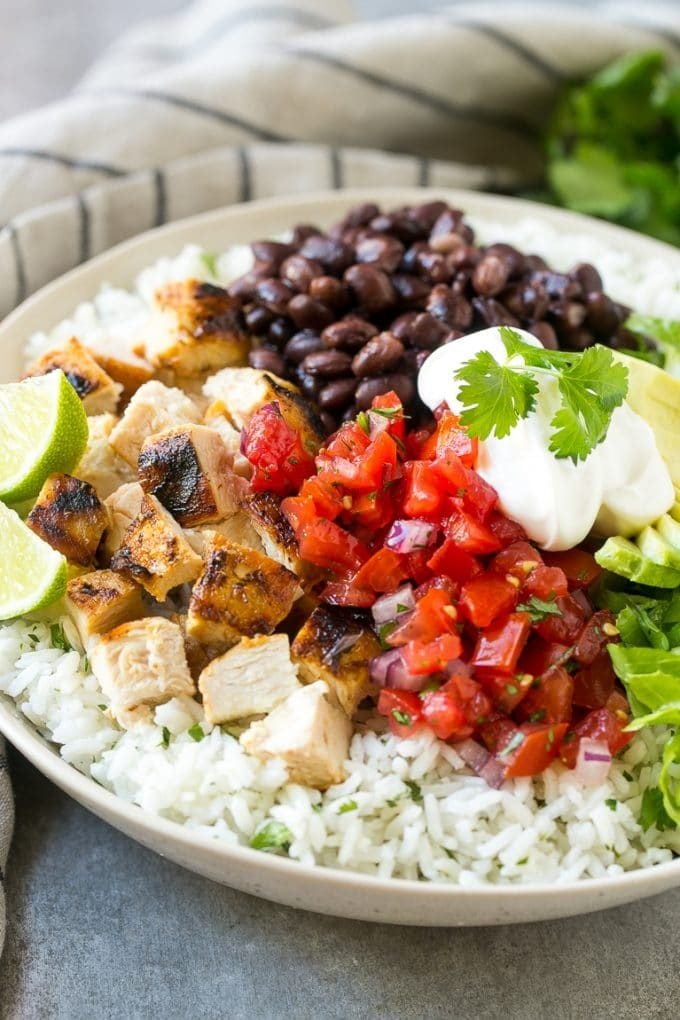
[0,503,68,620]
[0,371,89,504]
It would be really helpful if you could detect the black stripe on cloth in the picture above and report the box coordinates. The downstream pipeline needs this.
[5,224,27,307]
[441,16,565,83]
[0,865,4,886]
[283,46,538,137]
[152,168,167,227]
[237,147,252,202]
[418,157,431,187]
[75,193,91,264]
[329,147,343,189]
[96,89,292,143]
[123,5,337,60]
[0,148,125,176]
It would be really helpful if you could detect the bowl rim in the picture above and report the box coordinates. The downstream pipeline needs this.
[2,184,679,912]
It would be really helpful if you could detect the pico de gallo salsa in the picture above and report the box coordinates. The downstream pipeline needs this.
[241,392,632,787]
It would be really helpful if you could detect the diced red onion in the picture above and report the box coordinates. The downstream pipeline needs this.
[443,658,473,679]
[453,739,506,789]
[368,410,390,439]
[479,757,506,790]
[386,655,427,692]
[385,519,438,554]
[369,649,403,686]
[571,589,594,619]
[574,738,612,785]
[371,585,416,627]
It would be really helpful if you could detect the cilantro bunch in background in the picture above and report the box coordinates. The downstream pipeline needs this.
[544,50,680,246]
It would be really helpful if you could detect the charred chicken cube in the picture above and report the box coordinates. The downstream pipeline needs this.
[203,368,300,432]
[74,413,136,500]
[27,473,109,566]
[244,491,319,581]
[199,634,300,725]
[110,493,203,601]
[86,343,154,403]
[138,424,245,527]
[23,338,123,414]
[101,482,144,562]
[240,681,350,789]
[203,403,250,476]
[65,569,145,644]
[142,279,250,377]
[90,617,194,728]
[109,381,201,467]
[183,512,264,557]
[186,535,299,647]
[291,607,380,717]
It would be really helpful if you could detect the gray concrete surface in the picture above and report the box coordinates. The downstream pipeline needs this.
[1,2,679,1018]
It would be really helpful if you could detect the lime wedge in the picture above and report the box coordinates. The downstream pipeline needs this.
[0,371,88,503]
[0,502,67,619]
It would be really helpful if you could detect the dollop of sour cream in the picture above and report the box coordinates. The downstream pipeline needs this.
[417,327,674,551]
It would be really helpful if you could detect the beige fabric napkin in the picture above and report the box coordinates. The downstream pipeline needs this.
[0,0,678,957]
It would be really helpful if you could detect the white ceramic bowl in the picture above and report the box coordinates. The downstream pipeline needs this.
[1,187,679,926]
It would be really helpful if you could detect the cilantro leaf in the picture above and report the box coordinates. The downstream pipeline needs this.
[187,722,205,742]
[50,623,73,652]
[338,800,358,814]
[250,821,293,853]
[404,780,423,803]
[160,726,171,749]
[200,251,219,277]
[517,596,563,622]
[455,350,538,441]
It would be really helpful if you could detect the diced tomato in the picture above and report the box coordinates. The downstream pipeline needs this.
[435,411,478,468]
[572,652,616,709]
[402,634,464,676]
[479,671,533,714]
[441,675,492,729]
[518,636,571,678]
[351,547,409,595]
[446,510,502,554]
[515,666,573,724]
[502,722,568,778]
[388,587,457,647]
[560,707,632,768]
[321,580,375,608]
[523,565,569,601]
[242,402,316,494]
[472,612,532,675]
[459,575,519,628]
[377,689,424,739]
[281,494,317,534]
[405,424,438,461]
[402,461,444,520]
[426,540,482,583]
[347,490,394,530]
[360,430,400,487]
[542,548,602,590]
[420,690,468,740]
[606,689,630,717]
[490,541,542,580]
[534,594,587,644]
[297,518,368,573]
[403,549,433,585]
[573,610,618,665]
[486,512,528,547]
[322,420,371,461]
[370,392,407,444]
[478,715,519,754]
[433,454,497,521]
[414,575,459,601]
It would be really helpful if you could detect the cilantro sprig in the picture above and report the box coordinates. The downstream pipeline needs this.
[455,327,628,463]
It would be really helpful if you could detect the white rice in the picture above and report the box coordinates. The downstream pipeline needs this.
[10,213,680,884]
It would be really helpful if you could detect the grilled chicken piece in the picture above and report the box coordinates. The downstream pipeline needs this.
[199,634,300,725]
[244,491,315,579]
[240,681,350,789]
[186,535,299,647]
[109,381,201,467]
[291,607,380,717]
[184,512,264,557]
[23,338,123,414]
[101,482,144,562]
[110,493,203,601]
[203,368,324,452]
[27,474,109,566]
[138,424,244,527]
[74,413,136,500]
[87,344,154,403]
[171,613,213,682]
[203,403,250,476]
[90,617,194,727]
[142,280,250,377]
[65,569,144,644]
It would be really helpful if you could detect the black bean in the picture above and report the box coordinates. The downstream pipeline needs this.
[319,411,338,434]
[245,305,274,334]
[318,377,358,410]
[291,224,321,246]
[268,318,293,347]
[472,297,520,328]
[530,321,559,349]
[355,235,405,273]
[251,240,293,267]
[284,330,324,364]
[403,348,432,373]
[412,249,451,284]
[351,332,405,377]
[429,209,464,242]
[484,243,525,278]
[249,348,285,374]
[472,254,512,297]
[299,235,354,273]
[227,265,270,301]
[426,285,473,331]
[408,201,450,233]
[255,277,294,315]
[430,231,465,255]
[390,274,431,306]
[572,262,603,295]
[447,245,482,271]
[294,368,320,399]
[308,275,350,310]
[406,312,449,349]
[585,292,628,337]
[560,327,596,351]
[322,316,378,351]
[341,202,381,229]
[280,254,324,292]
[343,264,396,312]
[525,254,549,272]
[532,271,580,301]
[502,282,550,321]
[390,312,419,342]
[287,294,335,331]
[302,349,353,378]
[355,374,415,411]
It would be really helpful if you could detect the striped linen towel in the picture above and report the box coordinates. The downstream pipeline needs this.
[0,0,678,957]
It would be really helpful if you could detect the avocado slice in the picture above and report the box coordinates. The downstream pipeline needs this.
[595,535,680,588]
[657,514,680,557]
[614,353,680,487]
[638,525,680,571]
